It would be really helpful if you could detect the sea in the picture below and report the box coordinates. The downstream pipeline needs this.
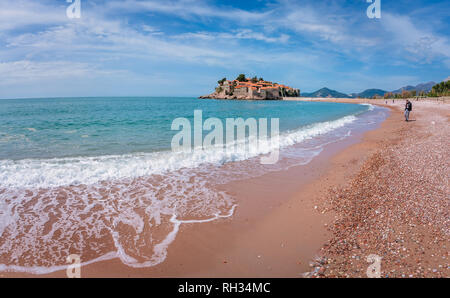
[0,97,388,273]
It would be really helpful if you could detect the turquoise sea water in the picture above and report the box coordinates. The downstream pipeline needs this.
[0,97,387,273]
[0,97,368,160]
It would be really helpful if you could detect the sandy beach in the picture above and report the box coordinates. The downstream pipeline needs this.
[1,97,448,278]
[287,97,449,277]
[2,0,449,282]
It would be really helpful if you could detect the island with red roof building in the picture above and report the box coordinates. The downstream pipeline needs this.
[199,74,300,100]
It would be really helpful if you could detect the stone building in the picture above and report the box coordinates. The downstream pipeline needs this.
[200,77,300,100]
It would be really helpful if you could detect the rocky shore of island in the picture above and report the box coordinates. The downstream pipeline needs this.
[199,74,300,100]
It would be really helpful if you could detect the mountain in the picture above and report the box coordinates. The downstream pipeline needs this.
[392,81,435,94]
[300,80,441,99]
[353,82,434,98]
[392,85,415,93]
[353,89,387,98]
[301,87,349,98]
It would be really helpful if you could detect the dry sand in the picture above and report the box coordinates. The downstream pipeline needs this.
[289,97,449,278]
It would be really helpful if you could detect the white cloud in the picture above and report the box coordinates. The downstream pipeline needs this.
[173,29,289,43]
[0,1,317,75]
[0,60,121,85]
[276,4,378,48]
[381,13,450,63]
[3,14,230,65]
[141,25,163,35]
[0,0,66,31]
[0,0,448,98]
[105,0,271,23]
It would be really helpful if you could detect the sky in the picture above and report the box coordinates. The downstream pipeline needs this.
[0,0,449,99]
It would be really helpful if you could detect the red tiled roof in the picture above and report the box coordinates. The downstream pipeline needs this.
[224,78,295,90]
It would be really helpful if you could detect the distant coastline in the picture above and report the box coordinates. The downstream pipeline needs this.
[200,76,449,101]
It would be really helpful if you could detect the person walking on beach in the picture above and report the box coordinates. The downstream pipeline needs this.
[405,100,412,121]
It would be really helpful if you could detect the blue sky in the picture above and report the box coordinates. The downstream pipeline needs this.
[0,0,449,99]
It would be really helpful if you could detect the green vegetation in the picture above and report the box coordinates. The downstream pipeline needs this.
[384,80,450,98]
[215,86,223,93]
[301,87,349,98]
[231,75,266,83]
[384,89,424,99]
[356,89,387,98]
[383,92,393,99]
[428,80,450,97]
[236,74,246,82]
[217,78,227,85]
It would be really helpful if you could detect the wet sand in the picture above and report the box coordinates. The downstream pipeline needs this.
[3,98,448,278]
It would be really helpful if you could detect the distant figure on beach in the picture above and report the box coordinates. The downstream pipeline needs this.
[405,100,412,121]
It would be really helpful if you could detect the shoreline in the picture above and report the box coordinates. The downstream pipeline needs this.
[285,97,449,277]
[1,100,390,278]
[2,99,448,278]
[315,100,449,277]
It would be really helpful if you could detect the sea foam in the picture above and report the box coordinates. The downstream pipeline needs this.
[0,115,357,189]
[0,113,362,274]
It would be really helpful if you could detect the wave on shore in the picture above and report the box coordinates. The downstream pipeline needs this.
[0,115,358,189]
[0,104,385,274]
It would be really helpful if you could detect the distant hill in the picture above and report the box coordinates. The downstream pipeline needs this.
[392,81,435,94]
[301,87,349,98]
[353,82,435,98]
[353,89,387,98]
[300,80,442,99]
[392,85,415,93]
[444,77,450,82]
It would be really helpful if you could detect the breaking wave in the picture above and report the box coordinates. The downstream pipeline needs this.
[0,109,379,275]
[0,115,357,189]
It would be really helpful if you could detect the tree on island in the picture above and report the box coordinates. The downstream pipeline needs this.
[218,78,227,85]
[236,74,246,82]
[251,76,258,83]
[259,77,264,82]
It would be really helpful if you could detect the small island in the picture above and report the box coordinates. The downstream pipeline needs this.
[199,74,300,100]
